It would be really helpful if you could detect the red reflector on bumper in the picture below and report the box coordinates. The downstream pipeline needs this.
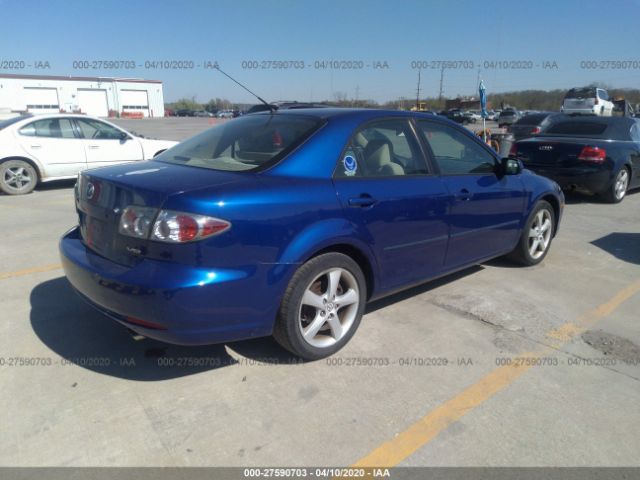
[124,316,167,330]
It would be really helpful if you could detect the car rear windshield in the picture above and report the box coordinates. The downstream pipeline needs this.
[565,88,596,99]
[0,116,29,130]
[154,114,323,172]
[514,114,548,125]
[545,121,608,136]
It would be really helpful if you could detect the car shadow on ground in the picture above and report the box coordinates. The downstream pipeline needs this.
[590,232,640,266]
[31,266,484,380]
[563,188,639,205]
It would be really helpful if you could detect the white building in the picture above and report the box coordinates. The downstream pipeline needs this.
[0,74,165,118]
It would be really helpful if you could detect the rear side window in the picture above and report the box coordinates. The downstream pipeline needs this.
[418,121,496,175]
[545,121,608,136]
[631,123,640,142]
[156,114,323,172]
[597,89,609,101]
[19,118,76,138]
[335,119,428,178]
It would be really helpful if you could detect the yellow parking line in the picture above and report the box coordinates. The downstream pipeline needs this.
[0,263,62,281]
[353,279,640,468]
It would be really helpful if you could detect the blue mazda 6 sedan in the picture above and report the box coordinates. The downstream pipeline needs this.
[60,109,564,359]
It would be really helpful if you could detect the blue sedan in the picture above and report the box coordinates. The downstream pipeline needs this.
[60,109,564,360]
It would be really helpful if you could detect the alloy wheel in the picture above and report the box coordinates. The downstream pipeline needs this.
[528,209,552,260]
[3,166,34,193]
[298,268,360,348]
[614,169,629,201]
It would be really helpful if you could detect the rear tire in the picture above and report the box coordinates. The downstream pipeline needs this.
[273,253,366,360]
[508,200,555,266]
[601,167,629,204]
[0,159,38,195]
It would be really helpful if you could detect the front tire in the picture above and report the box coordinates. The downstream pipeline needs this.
[0,159,38,195]
[273,253,366,360]
[508,200,555,266]
[601,167,629,204]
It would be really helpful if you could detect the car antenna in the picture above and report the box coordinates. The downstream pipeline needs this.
[214,66,275,114]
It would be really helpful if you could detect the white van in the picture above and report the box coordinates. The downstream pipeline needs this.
[561,87,614,116]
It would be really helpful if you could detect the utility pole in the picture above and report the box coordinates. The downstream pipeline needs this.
[438,66,444,101]
[416,70,421,110]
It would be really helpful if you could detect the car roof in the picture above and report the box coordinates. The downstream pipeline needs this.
[250,108,441,122]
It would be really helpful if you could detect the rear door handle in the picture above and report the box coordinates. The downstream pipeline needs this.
[30,144,42,149]
[455,188,473,201]
[88,145,100,149]
[348,195,377,208]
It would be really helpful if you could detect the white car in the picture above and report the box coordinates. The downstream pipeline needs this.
[561,87,614,116]
[0,114,178,195]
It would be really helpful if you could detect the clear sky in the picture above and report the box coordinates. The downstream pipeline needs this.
[2,0,640,103]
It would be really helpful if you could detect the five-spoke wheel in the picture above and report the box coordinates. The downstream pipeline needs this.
[274,253,366,360]
[0,160,38,195]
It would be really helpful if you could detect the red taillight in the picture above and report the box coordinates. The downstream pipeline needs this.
[531,126,541,134]
[578,146,606,163]
[175,214,199,242]
[509,143,517,157]
[125,316,167,330]
[151,210,231,243]
[272,130,283,147]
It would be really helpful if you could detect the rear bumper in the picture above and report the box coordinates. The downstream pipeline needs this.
[524,165,612,194]
[59,227,280,345]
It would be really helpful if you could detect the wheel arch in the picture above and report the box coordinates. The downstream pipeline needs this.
[305,243,376,300]
[539,193,560,236]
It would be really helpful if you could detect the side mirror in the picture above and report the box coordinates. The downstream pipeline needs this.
[119,131,130,141]
[500,157,522,175]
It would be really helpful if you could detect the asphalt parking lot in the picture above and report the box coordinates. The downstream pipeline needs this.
[1,118,639,467]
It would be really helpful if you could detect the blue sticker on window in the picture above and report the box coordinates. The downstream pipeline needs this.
[343,153,357,176]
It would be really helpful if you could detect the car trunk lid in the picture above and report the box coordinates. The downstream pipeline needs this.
[75,161,246,266]
[513,137,603,167]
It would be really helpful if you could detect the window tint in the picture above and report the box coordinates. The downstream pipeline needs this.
[19,118,76,138]
[514,114,549,125]
[0,116,29,130]
[545,121,608,136]
[335,119,427,178]
[418,121,496,175]
[156,114,322,172]
[597,89,609,101]
[565,88,596,99]
[76,119,123,140]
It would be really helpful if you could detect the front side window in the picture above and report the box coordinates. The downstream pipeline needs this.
[335,119,428,178]
[156,114,322,172]
[19,118,77,138]
[75,119,124,140]
[417,121,496,175]
[597,89,609,101]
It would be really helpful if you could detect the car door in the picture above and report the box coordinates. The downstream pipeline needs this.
[74,118,143,168]
[416,119,526,269]
[332,118,451,291]
[16,117,86,178]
